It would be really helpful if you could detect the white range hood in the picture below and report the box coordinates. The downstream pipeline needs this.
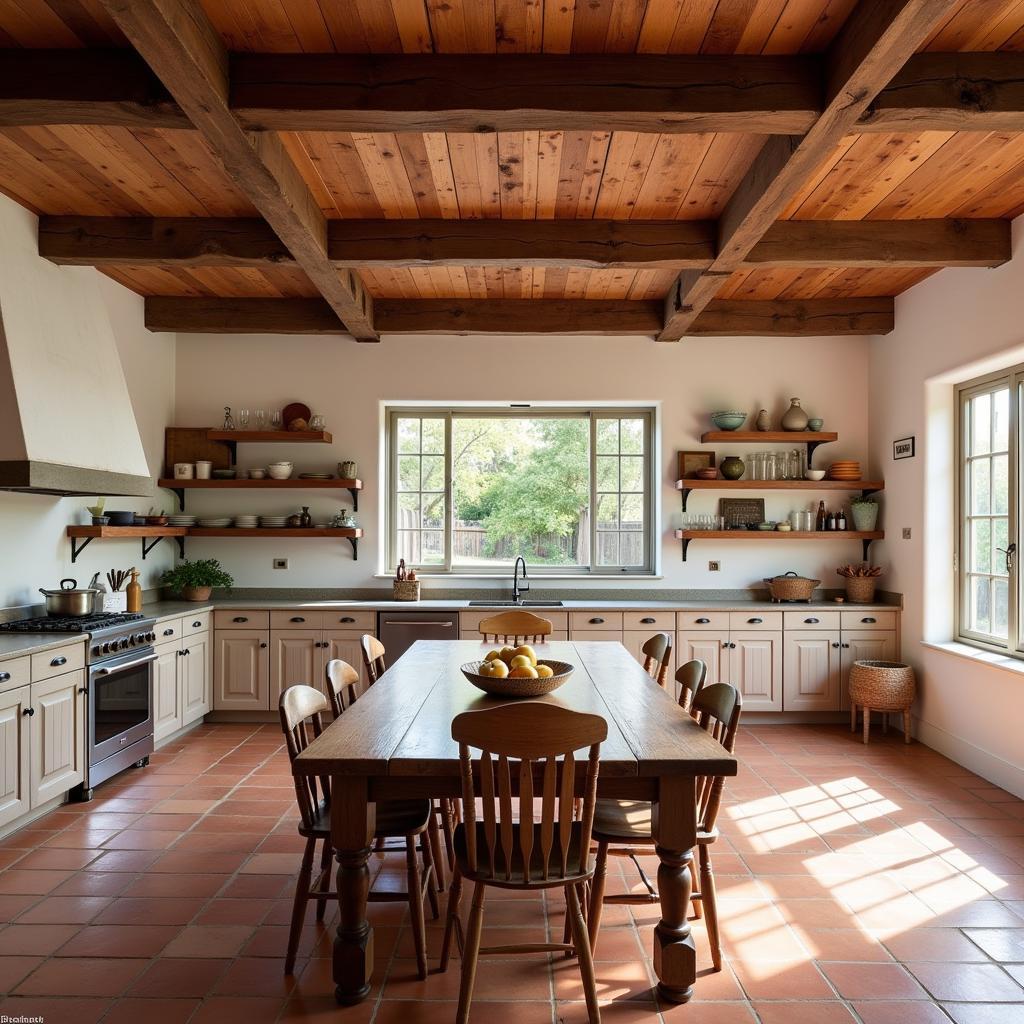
[0,198,152,496]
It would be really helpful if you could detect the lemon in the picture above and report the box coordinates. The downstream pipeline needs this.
[508,665,539,679]
[513,644,538,666]
[535,664,553,678]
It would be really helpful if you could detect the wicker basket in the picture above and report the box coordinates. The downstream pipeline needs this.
[845,577,878,603]
[763,572,820,601]
[848,660,915,711]
[392,579,421,601]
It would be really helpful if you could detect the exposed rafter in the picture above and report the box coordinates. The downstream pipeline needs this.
[144,296,894,338]
[38,217,1011,272]
[659,0,964,342]
[96,0,377,341]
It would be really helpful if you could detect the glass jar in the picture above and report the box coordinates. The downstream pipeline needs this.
[790,449,802,480]
[748,453,761,480]
[765,452,778,480]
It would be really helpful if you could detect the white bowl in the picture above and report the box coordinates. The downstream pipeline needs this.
[267,466,293,480]
[249,469,266,479]
[805,469,827,481]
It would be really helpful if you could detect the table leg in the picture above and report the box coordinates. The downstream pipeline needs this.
[651,776,697,1003]
[331,776,376,1005]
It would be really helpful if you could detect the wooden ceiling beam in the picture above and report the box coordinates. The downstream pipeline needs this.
[40,216,1011,271]
[144,296,893,338]
[96,1,376,341]
[659,0,963,342]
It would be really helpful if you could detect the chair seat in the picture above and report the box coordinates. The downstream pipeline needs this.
[592,799,716,845]
[302,799,433,839]
[454,821,592,888]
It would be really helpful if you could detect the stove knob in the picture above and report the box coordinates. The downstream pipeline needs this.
[120,638,130,650]
[148,631,156,642]
[136,632,147,644]
[91,644,101,657]
[101,641,111,654]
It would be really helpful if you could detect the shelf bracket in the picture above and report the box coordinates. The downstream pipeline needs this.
[680,536,691,562]
[70,536,93,563]
[679,487,692,514]
[141,536,164,560]
[806,438,834,466]
[346,486,359,512]
[175,536,185,560]
[347,536,358,560]
[862,538,875,562]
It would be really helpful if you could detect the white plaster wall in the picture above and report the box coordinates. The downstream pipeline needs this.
[174,331,870,590]
[0,199,176,609]
[869,217,1024,797]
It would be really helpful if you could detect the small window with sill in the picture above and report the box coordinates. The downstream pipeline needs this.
[386,406,655,576]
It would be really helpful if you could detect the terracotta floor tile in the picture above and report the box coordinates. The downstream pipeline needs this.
[93,896,205,925]
[14,956,146,996]
[730,958,834,999]
[22,847,102,870]
[280,995,375,1023]
[854,1003,961,1024]
[194,898,272,926]
[963,926,1024,961]
[884,927,989,962]
[189,995,287,1024]
[15,896,111,925]
[0,869,73,894]
[0,956,44,994]
[906,960,1024,1001]
[0,894,39,921]
[942,1004,1024,1024]
[87,850,162,872]
[241,852,304,874]
[753,1002,857,1024]
[103,997,201,1024]
[127,957,228,997]
[55,923,180,957]
[659,1002,757,1023]
[0,995,111,1024]
[213,956,297,997]
[161,923,254,958]
[0,923,82,955]
[151,850,247,874]
[798,927,891,962]
[120,872,228,898]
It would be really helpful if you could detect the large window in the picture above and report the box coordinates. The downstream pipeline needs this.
[958,372,1015,650]
[387,407,655,575]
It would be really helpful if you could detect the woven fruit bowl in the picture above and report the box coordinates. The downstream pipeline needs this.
[461,660,574,698]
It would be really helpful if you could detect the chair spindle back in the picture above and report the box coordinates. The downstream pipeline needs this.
[675,659,708,715]
[690,682,742,837]
[640,632,673,687]
[360,634,387,685]
[325,658,361,717]
[477,610,553,645]
[279,684,333,831]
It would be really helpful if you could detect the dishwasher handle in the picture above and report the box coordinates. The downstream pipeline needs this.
[381,619,455,628]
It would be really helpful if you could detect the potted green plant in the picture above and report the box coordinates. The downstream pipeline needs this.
[160,559,233,602]
[849,495,879,532]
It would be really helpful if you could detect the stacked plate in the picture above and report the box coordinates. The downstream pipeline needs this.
[234,515,259,529]
[259,515,289,528]
[167,514,197,527]
[197,517,233,528]
[828,461,862,481]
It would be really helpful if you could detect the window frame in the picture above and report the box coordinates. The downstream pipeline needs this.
[385,405,657,577]
[955,368,1019,654]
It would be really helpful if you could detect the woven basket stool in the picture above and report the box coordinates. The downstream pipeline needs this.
[849,659,915,744]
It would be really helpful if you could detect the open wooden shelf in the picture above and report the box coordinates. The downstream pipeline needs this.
[187,527,362,558]
[677,478,882,491]
[206,430,332,443]
[673,528,883,562]
[66,525,188,562]
[158,476,362,512]
[700,430,838,444]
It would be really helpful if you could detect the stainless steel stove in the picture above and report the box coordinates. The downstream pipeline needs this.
[0,612,157,799]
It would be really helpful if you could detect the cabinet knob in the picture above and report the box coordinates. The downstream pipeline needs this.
[0,672,9,684]
[831,642,840,648]
[640,617,656,624]
[842,643,850,649]
[748,617,763,624]
[163,628,174,636]
[290,616,306,623]
[184,649,190,656]
[77,686,87,694]
[861,617,877,623]
[259,642,268,649]
[192,620,202,628]
[589,617,605,624]
[695,617,710,624]
[805,617,820,624]
[50,656,66,667]
[233,616,249,623]
[340,616,355,623]
[22,707,34,717]
[730,642,737,649]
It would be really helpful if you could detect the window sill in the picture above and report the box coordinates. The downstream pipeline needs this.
[921,640,1024,676]
[373,572,665,581]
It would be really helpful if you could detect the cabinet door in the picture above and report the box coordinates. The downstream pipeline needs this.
[783,632,841,711]
[322,631,372,697]
[30,673,85,806]
[0,685,30,829]
[840,630,898,709]
[153,643,182,742]
[270,630,322,704]
[214,631,270,711]
[622,630,675,685]
[729,632,783,711]
[676,631,729,688]
[182,635,210,726]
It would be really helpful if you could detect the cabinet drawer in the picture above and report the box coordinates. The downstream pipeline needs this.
[0,656,30,694]
[270,610,325,630]
[323,610,375,631]
[678,611,730,631]
[729,611,782,631]
[623,611,675,631]
[784,611,841,630]
[570,612,623,632]
[215,610,271,630]
[156,617,183,642]
[183,611,211,637]
[460,610,568,632]
[30,643,85,682]
[841,610,896,630]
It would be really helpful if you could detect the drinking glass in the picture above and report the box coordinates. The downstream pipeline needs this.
[748,453,760,481]
[255,409,266,430]
[765,452,778,480]
[238,408,250,429]
[310,414,325,431]
[270,411,282,430]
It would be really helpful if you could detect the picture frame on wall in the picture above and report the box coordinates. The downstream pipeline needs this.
[678,450,716,479]
[893,436,915,460]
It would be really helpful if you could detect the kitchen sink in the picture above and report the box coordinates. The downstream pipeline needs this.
[467,600,564,607]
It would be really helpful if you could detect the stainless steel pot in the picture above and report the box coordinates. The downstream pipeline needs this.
[39,578,99,616]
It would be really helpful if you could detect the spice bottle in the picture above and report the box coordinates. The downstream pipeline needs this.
[816,501,826,531]
[837,507,847,531]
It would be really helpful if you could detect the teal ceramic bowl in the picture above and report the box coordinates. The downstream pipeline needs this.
[711,411,747,431]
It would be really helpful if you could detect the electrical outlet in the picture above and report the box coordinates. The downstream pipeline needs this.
[273,558,289,570]
[902,528,912,540]
[708,560,720,572]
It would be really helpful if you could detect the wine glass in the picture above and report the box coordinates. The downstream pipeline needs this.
[255,409,266,430]
[238,408,250,429]
[270,411,282,430]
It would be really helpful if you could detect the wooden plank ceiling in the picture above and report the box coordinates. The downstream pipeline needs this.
[1,0,1024,336]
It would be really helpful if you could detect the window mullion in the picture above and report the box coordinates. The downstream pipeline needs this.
[444,412,453,574]
[589,414,598,574]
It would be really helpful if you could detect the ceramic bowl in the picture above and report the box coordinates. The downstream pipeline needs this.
[267,466,293,480]
[694,468,719,480]
[212,469,236,479]
[106,511,135,526]
[249,469,267,480]
[710,411,747,431]
[808,418,824,431]
[756,521,777,531]
[461,660,573,698]
[804,469,826,481]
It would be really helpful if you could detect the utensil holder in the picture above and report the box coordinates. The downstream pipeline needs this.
[393,580,420,601]
[102,592,127,613]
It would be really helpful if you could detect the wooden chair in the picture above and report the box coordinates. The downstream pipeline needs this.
[675,659,707,715]
[477,610,553,645]
[641,632,673,688]
[586,682,742,971]
[278,684,438,977]
[325,657,360,717]
[360,634,387,684]
[440,702,608,1024]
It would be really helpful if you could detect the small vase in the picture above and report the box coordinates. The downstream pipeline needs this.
[182,585,212,602]
[755,409,771,431]
[720,456,745,480]
[781,398,809,431]
[299,506,312,527]
[851,502,879,531]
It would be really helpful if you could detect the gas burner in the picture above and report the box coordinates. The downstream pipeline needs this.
[0,612,146,633]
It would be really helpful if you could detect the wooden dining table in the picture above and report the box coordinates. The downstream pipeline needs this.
[293,638,738,1007]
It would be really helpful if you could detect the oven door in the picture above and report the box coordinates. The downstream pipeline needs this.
[89,649,156,765]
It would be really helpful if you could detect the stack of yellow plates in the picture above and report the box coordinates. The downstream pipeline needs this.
[828,461,861,480]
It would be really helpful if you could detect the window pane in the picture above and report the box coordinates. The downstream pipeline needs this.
[994,578,1009,639]
[596,419,619,455]
[421,419,445,454]
[421,455,445,491]
[620,418,644,455]
[398,455,420,492]
[971,518,991,573]
[971,575,991,634]
[992,454,1008,515]
[994,388,1010,450]
[397,418,420,454]
[971,459,991,514]
[596,456,618,491]
[596,493,619,528]
[620,456,644,492]
[596,533,619,566]
[993,517,1009,575]
[621,493,643,528]
[971,393,991,455]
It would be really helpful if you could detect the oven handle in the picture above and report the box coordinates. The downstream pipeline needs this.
[93,653,158,676]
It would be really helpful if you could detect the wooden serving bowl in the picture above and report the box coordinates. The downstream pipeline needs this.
[461,660,574,698]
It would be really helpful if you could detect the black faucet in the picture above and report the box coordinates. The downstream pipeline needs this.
[512,556,529,604]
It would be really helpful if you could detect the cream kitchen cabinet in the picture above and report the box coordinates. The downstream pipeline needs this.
[153,642,181,741]
[269,629,375,703]
[215,630,270,711]
[783,632,842,712]
[182,635,211,724]
[0,684,31,829]
[728,632,783,711]
[153,623,211,743]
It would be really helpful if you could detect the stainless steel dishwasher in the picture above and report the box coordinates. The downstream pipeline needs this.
[376,610,460,662]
